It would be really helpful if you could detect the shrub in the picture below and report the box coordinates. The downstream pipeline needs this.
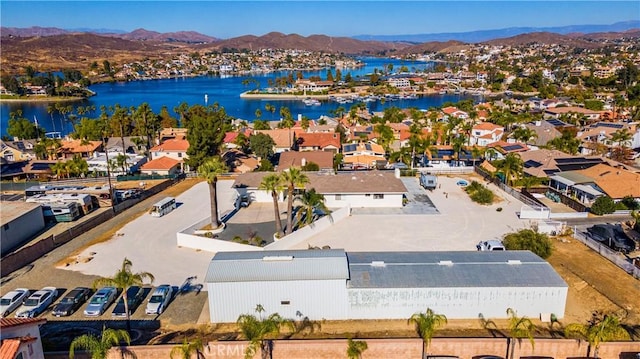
[620,195,640,210]
[470,187,495,205]
[466,180,483,193]
[590,196,616,215]
[503,229,554,259]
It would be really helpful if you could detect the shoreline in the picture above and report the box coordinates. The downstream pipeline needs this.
[0,96,86,103]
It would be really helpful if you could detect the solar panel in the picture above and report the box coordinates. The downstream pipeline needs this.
[439,150,454,156]
[555,157,602,164]
[365,144,372,151]
[344,144,356,153]
[546,119,566,127]
[15,142,26,151]
[501,145,523,152]
[524,160,542,168]
[595,122,623,129]
[31,163,54,171]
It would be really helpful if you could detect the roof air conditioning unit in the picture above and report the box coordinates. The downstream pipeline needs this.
[438,260,454,266]
[371,261,386,267]
[262,256,294,262]
[507,260,522,265]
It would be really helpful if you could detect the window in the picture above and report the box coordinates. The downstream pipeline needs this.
[365,194,371,197]
[280,300,290,305]
[373,194,384,199]
[178,152,183,158]
[335,194,342,200]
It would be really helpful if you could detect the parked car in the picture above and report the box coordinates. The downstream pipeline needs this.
[15,287,58,318]
[477,240,505,251]
[51,287,92,317]
[145,285,173,315]
[0,288,30,317]
[84,287,117,316]
[112,286,145,317]
[586,224,635,254]
[239,194,250,208]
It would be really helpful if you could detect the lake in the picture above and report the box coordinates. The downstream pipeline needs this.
[0,57,476,136]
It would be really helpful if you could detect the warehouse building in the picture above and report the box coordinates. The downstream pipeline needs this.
[205,250,567,323]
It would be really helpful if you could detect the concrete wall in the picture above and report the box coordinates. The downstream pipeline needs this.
[208,279,348,323]
[176,217,262,253]
[549,212,589,219]
[348,287,568,320]
[0,204,45,256]
[519,205,550,219]
[324,193,403,208]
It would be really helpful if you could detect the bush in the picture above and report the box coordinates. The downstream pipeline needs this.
[503,229,554,259]
[590,196,616,215]
[471,188,495,204]
[620,195,640,210]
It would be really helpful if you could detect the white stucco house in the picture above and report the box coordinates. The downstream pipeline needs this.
[470,122,505,146]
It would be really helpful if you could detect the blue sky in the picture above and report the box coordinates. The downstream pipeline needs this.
[1,1,639,38]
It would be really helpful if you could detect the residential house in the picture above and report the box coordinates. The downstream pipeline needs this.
[159,128,188,142]
[295,132,341,153]
[139,156,181,176]
[149,138,190,171]
[87,151,147,176]
[221,149,259,174]
[341,142,386,170]
[387,77,411,89]
[277,151,334,171]
[442,107,469,120]
[544,106,601,123]
[223,129,252,150]
[233,171,407,208]
[577,122,637,155]
[470,122,504,146]
[487,141,529,159]
[518,149,605,179]
[423,145,475,168]
[549,163,640,204]
[523,120,567,147]
[0,318,47,359]
[106,136,147,154]
[254,129,295,153]
[57,140,103,159]
[0,140,36,162]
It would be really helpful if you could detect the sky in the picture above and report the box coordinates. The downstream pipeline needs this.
[1,1,639,39]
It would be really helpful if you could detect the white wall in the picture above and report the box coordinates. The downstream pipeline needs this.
[0,323,45,359]
[348,286,567,320]
[177,231,262,253]
[208,279,348,323]
[0,205,45,256]
[519,205,550,219]
[324,193,403,208]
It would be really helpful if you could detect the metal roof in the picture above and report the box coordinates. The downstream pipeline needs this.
[205,249,349,283]
[347,251,567,289]
[551,171,594,185]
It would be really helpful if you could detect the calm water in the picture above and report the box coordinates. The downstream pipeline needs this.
[0,57,476,136]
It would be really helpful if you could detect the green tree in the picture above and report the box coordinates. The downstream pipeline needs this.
[564,312,630,358]
[502,229,554,259]
[300,161,319,171]
[590,196,616,215]
[133,103,161,160]
[546,129,581,155]
[170,337,204,359]
[250,133,276,160]
[511,127,538,144]
[294,188,330,228]
[185,104,230,170]
[237,305,292,359]
[506,308,536,359]
[281,167,309,235]
[408,308,447,353]
[50,161,67,178]
[92,258,154,331]
[610,128,632,148]
[496,153,523,186]
[253,120,271,130]
[7,113,44,140]
[68,327,130,359]
[346,338,368,359]
[198,157,228,229]
[259,174,285,238]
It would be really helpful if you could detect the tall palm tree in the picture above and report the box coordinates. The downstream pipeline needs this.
[259,174,285,238]
[564,312,630,358]
[197,156,228,229]
[50,161,67,179]
[346,338,368,359]
[294,188,330,228]
[170,337,204,359]
[237,305,293,359]
[497,153,523,186]
[610,128,632,148]
[69,327,130,359]
[506,308,536,359]
[92,258,154,331]
[280,167,309,235]
[408,308,447,354]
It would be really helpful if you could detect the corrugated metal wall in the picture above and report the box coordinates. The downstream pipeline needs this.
[208,279,348,322]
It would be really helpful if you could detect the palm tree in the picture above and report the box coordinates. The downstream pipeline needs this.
[69,327,130,359]
[170,337,204,359]
[280,167,309,235]
[408,308,447,354]
[610,128,632,148]
[346,338,368,359]
[506,308,536,359]
[497,153,523,186]
[237,305,293,359]
[259,174,285,238]
[512,127,538,144]
[198,156,228,229]
[92,258,154,331]
[50,161,67,179]
[294,188,330,229]
[564,312,630,358]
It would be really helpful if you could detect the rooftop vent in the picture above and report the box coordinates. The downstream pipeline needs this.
[438,260,454,266]
[507,260,522,265]
[370,261,386,267]
[262,256,294,262]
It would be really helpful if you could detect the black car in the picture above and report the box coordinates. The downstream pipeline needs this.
[51,287,91,317]
[586,224,635,253]
[111,286,145,317]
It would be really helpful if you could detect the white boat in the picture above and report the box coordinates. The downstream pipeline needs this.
[303,98,321,106]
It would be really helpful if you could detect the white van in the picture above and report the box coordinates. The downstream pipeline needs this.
[476,240,505,251]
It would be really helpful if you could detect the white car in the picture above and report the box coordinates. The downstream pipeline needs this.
[15,287,58,318]
[476,240,506,251]
[145,285,173,315]
[0,288,30,317]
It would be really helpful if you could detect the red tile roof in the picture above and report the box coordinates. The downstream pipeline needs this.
[149,138,190,152]
[59,140,102,153]
[0,318,46,329]
[278,151,334,171]
[0,338,20,359]
[141,156,181,170]
[297,132,341,149]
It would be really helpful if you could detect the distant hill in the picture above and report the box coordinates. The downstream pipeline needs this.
[0,26,219,43]
[353,20,640,43]
[482,32,602,48]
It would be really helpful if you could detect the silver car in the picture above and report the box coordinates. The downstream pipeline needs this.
[84,287,117,316]
[15,287,58,318]
[1,288,30,317]
[145,285,173,315]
